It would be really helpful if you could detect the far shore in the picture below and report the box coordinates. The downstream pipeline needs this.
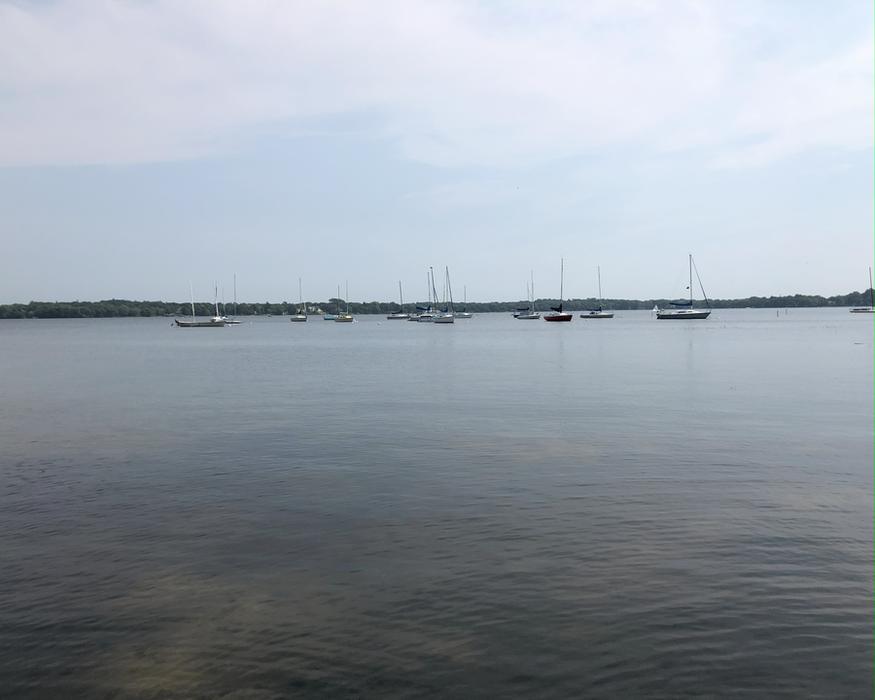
[1,291,872,320]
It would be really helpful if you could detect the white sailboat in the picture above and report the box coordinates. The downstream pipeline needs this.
[224,273,242,324]
[212,282,227,324]
[415,269,437,322]
[512,281,532,317]
[849,267,874,313]
[656,254,711,319]
[290,277,307,322]
[387,281,409,319]
[335,281,354,322]
[433,267,455,323]
[456,285,473,319]
[516,271,540,319]
[580,266,614,319]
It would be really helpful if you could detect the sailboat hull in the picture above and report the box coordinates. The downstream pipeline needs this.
[544,313,572,322]
[386,313,409,319]
[289,315,307,322]
[849,307,874,313]
[433,314,454,323]
[455,312,472,318]
[334,314,354,322]
[656,310,711,319]
[515,312,540,320]
[175,319,226,327]
[580,312,613,319]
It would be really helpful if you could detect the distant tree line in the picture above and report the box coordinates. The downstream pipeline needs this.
[0,289,871,319]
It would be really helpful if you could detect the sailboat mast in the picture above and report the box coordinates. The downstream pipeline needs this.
[598,265,602,303]
[870,267,873,308]
[689,254,693,306]
[345,281,349,314]
[233,273,238,317]
[430,267,439,309]
[560,258,564,303]
[531,270,535,312]
[189,282,195,320]
[399,280,403,311]
[446,267,454,311]
[214,282,220,317]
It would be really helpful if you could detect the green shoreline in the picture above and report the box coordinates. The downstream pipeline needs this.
[0,290,872,319]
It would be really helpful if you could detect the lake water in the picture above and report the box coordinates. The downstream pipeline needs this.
[1,309,872,698]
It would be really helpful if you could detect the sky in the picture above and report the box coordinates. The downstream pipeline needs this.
[0,0,872,303]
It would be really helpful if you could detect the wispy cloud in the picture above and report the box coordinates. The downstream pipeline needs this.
[0,0,870,168]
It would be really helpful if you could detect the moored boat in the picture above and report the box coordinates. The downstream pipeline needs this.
[455,286,473,318]
[387,281,409,319]
[849,267,874,313]
[580,266,614,319]
[544,258,572,322]
[290,277,307,322]
[224,273,242,324]
[415,268,439,322]
[324,285,341,320]
[516,271,540,319]
[433,267,455,323]
[656,255,711,320]
[335,282,354,322]
[175,317,226,328]
[175,282,227,327]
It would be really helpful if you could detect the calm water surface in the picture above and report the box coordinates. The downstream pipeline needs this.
[1,309,872,697]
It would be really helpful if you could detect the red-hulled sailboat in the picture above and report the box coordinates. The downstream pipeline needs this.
[544,258,573,322]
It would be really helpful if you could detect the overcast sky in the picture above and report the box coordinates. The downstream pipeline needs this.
[1,0,872,303]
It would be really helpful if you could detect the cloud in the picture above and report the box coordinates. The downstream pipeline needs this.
[712,39,875,168]
[0,0,871,168]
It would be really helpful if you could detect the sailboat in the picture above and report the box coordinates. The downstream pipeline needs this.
[415,269,437,322]
[544,259,573,322]
[290,278,307,322]
[433,267,455,323]
[387,281,409,319]
[335,281,354,322]
[656,254,711,319]
[224,273,242,324]
[849,267,874,313]
[323,286,340,320]
[456,285,473,319]
[516,271,541,319]
[580,266,614,319]
[175,283,227,327]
